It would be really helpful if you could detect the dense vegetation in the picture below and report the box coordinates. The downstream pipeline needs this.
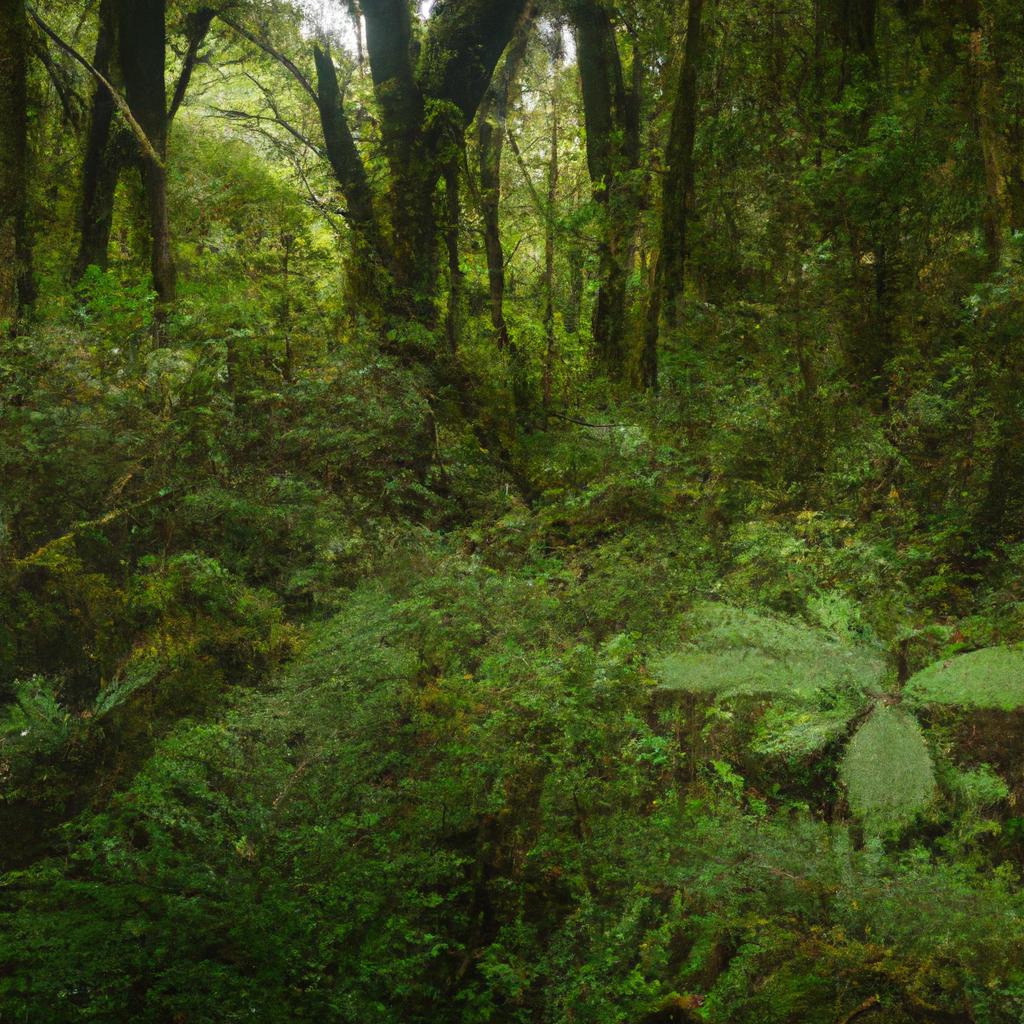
[2,0,1024,1020]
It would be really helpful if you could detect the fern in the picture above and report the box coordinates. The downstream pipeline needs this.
[840,704,936,834]
[751,702,859,758]
[905,646,1024,711]
[654,603,884,702]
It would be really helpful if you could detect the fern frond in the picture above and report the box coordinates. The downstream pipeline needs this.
[654,604,884,703]
[905,647,1024,711]
[840,704,935,834]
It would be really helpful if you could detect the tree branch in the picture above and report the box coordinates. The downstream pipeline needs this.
[167,6,216,124]
[419,0,532,123]
[27,3,164,167]
[217,13,317,103]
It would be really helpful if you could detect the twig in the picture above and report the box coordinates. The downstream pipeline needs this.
[218,14,318,104]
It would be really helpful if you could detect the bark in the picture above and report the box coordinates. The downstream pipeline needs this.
[572,0,641,379]
[542,83,559,418]
[361,0,431,303]
[969,18,1009,267]
[0,0,35,326]
[443,161,463,354]
[312,45,388,268]
[116,0,175,306]
[477,6,534,350]
[73,0,124,281]
[641,0,705,389]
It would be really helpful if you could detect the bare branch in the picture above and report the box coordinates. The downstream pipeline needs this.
[217,14,317,104]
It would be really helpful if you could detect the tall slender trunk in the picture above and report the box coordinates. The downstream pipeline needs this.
[444,161,463,354]
[72,0,128,285]
[280,232,293,382]
[542,87,559,418]
[477,7,534,350]
[0,0,35,326]
[969,17,1008,268]
[641,0,705,389]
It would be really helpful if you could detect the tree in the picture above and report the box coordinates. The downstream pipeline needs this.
[116,0,175,305]
[0,0,35,327]
[476,5,535,351]
[571,0,641,379]
[68,0,213,303]
[641,0,705,389]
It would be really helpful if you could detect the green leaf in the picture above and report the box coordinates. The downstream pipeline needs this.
[751,702,858,758]
[840,704,936,834]
[653,603,884,702]
[904,647,1024,711]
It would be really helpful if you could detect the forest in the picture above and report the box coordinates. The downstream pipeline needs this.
[2,0,1024,1020]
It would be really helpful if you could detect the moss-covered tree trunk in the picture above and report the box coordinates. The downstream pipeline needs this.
[641,0,706,389]
[0,0,35,327]
[306,0,529,336]
[573,0,640,381]
[116,0,175,307]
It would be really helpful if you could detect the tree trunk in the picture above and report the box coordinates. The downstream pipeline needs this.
[641,0,706,389]
[969,17,1009,268]
[444,161,463,354]
[573,0,641,380]
[360,0,529,329]
[74,0,125,283]
[477,8,534,350]
[0,0,35,327]
[116,0,175,306]
[542,84,559,418]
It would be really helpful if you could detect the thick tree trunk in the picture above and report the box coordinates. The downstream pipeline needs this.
[641,0,705,389]
[573,0,641,380]
[836,0,878,90]
[116,0,175,306]
[0,0,35,326]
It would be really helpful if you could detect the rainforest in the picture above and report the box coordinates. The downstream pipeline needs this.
[2,0,1024,1021]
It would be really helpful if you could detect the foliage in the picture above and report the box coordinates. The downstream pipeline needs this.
[654,602,883,701]
[906,646,1024,711]
[5,0,1024,1020]
[839,704,937,835]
